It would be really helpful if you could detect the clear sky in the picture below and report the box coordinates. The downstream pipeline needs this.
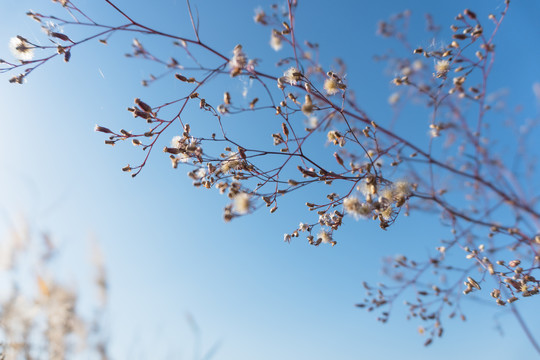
[1,0,540,359]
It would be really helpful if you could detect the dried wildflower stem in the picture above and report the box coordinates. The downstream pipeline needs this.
[4,0,540,351]
[509,297,540,354]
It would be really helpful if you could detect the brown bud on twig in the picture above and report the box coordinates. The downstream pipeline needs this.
[298,166,317,178]
[175,73,188,82]
[452,34,468,40]
[464,9,477,20]
[467,277,481,290]
[51,32,72,42]
[163,147,181,155]
[94,125,114,134]
[134,98,152,113]
[334,152,344,166]
[282,123,289,139]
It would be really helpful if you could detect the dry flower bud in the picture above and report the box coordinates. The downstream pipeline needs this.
[175,73,188,82]
[230,68,242,77]
[464,9,477,20]
[51,32,71,42]
[163,147,181,155]
[288,179,298,186]
[334,152,344,166]
[282,123,289,138]
[467,277,481,290]
[507,296,518,303]
[94,125,114,134]
[134,98,152,113]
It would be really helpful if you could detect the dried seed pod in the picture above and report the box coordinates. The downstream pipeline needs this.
[464,9,477,20]
[467,277,481,290]
[282,122,289,138]
[134,98,152,113]
[51,32,71,42]
[175,73,188,82]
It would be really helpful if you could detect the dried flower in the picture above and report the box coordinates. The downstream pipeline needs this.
[234,192,251,214]
[283,67,302,85]
[229,44,247,77]
[270,30,282,51]
[324,77,340,95]
[9,36,34,61]
[220,152,242,173]
[302,94,314,115]
[343,197,371,218]
[435,60,451,78]
[253,9,267,24]
[327,130,347,147]
[317,230,333,244]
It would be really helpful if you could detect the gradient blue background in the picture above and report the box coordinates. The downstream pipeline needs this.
[1,0,539,359]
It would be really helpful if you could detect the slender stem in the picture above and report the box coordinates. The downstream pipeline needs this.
[510,303,540,355]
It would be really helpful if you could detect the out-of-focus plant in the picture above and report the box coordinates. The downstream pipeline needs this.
[0,218,109,359]
[2,0,539,351]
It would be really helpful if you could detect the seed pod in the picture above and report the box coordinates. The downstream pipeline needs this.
[452,34,468,40]
[464,9,477,20]
[467,277,481,290]
[334,152,344,166]
[282,122,289,138]
[175,73,188,82]
[94,125,114,134]
[51,32,71,42]
[134,98,152,113]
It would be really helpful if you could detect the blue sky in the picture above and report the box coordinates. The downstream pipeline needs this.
[1,0,540,359]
